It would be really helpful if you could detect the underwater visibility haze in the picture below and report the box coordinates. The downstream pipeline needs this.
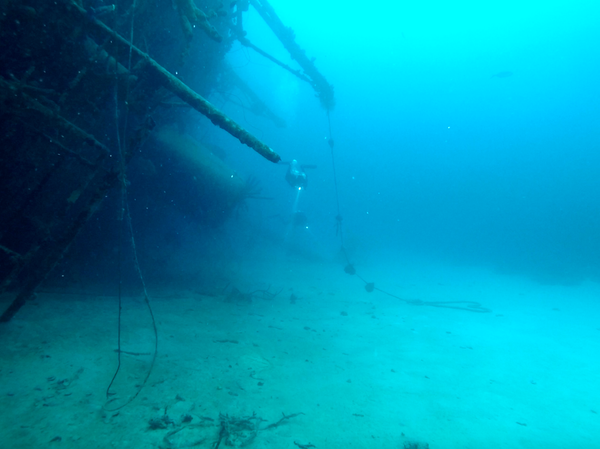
[235,0,600,284]
[0,0,599,448]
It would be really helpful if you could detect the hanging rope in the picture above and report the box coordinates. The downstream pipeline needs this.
[104,0,158,411]
[325,112,490,313]
[327,110,345,253]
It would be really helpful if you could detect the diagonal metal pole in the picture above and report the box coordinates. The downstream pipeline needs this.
[61,0,281,163]
[249,0,335,111]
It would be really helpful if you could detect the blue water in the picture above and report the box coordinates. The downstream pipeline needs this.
[216,0,600,285]
[2,2,600,448]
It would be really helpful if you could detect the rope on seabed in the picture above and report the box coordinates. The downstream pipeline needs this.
[360,274,491,313]
[345,264,492,314]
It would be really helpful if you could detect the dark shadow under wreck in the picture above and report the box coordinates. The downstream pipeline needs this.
[0,0,334,321]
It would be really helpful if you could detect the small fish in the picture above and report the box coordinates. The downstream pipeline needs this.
[491,71,513,79]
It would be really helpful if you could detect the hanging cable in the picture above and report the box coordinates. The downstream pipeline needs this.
[104,0,158,411]
[327,109,349,265]
[325,111,490,313]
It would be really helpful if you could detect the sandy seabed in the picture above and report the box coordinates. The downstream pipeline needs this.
[1,253,599,449]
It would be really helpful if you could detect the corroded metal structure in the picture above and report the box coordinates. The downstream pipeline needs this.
[0,0,333,321]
